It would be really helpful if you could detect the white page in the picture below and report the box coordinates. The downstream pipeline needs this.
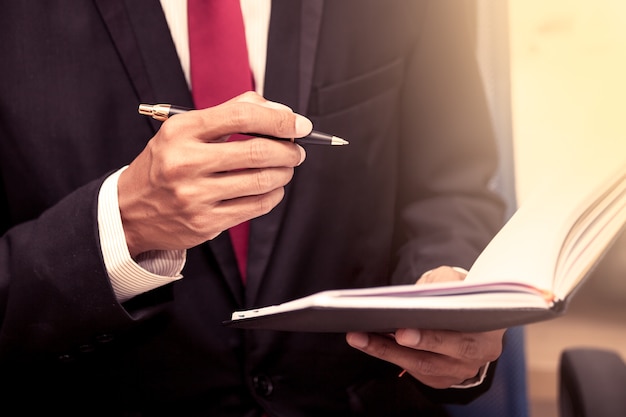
[465,158,626,300]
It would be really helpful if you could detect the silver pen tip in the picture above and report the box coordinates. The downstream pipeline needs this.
[332,136,349,145]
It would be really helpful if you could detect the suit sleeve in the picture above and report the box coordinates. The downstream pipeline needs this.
[0,176,145,360]
[391,0,506,283]
[391,0,506,404]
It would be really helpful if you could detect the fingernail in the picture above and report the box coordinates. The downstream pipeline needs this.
[397,329,421,346]
[295,114,313,137]
[347,332,369,349]
[296,145,306,166]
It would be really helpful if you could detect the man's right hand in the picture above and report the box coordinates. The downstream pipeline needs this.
[117,92,310,257]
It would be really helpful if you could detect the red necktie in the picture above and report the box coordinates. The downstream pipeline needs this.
[188,0,252,282]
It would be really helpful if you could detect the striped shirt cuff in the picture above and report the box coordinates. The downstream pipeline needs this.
[98,167,185,303]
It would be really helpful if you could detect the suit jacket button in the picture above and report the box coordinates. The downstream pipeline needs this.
[252,374,274,397]
[95,333,114,344]
[78,344,95,353]
[57,353,74,363]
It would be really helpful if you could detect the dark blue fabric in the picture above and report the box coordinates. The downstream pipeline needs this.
[445,326,529,417]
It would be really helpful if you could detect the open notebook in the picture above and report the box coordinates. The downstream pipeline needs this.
[225,157,626,333]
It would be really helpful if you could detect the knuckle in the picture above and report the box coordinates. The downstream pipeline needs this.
[147,143,190,184]
[369,339,393,359]
[459,365,480,381]
[228,103,251,127]
[153,155,186,186]
[266,167,294,189]
[239,90,258,101]
[157,118,185,140]
[247,140,269,165]
[253,169,274,193]
[483,348,501,363]
[157,120,176,140]
[169,186,195,215]
[413,357,437,376]
[262,188,285,214]
[185,213,206,234]
[274,111,295,137]
[419,330,444,351]
[256,196,273,216]
[457,337,481,360]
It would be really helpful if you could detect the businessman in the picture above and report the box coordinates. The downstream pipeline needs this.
[0,1,507,416]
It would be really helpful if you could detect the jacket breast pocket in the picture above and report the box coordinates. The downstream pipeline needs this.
[308,58,405,117]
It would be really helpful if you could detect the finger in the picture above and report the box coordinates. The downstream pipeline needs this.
[158,138,305,176]
[190,100,312,142]
[346,332,476,388]
[210,166,295,202]
[170,187,287,237]
[346,332,417,368]
[417,266,466,284]
[213,187,287,228]
[401,353,478,389]
[394,328,504,363]
[204,138,306,172]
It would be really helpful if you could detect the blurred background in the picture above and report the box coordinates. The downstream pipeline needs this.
[506,0,626,416]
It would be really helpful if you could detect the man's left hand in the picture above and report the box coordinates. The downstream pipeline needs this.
[346,266,505,389]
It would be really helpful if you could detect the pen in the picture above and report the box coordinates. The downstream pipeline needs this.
[138,103,349,146]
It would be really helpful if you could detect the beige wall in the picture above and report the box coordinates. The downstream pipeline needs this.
[509,0,626,310]
[509,0,626,203]
[508,3,626,415]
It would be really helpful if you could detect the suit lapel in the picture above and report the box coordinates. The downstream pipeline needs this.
[94,0,193,134]
[245,0,324,305]
[298,0,325,113]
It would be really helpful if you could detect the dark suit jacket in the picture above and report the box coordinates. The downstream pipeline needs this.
[0,1,505,416]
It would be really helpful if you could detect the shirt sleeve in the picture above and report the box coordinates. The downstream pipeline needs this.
[451,362,490,389]
[98,167,186,303]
